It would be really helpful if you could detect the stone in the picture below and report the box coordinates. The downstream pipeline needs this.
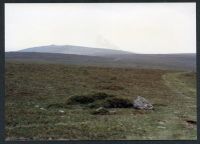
[157,126,166,129]
[39,107,46,110]
[133,96,153,110]
[109,110,117,114]
[92,107,109,115]
[158,121,165,125]
[35,105,39,108]
[58,110,65,113]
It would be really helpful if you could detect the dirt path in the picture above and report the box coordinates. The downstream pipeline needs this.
[162,72,196,100]
[158,71,197,139]
[162,72,196,117]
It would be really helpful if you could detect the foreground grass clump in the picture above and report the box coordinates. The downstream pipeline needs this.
[5,61,196,140]
[67,95,95,105]
[66,92,114,105]
[102,97,132,108]
[65,92,132,108]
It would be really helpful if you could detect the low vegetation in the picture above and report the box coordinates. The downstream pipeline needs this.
[65,93,132,109]
[5,61,196,140]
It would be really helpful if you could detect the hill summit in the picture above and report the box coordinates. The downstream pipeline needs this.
[19,44,133,56]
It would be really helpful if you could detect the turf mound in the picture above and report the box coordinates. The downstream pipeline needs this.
[66,92,132,108]
[103,97,132,108]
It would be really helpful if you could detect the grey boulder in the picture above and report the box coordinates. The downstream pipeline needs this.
[133,96,153,110]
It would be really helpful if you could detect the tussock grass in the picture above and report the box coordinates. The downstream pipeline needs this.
[66,92,114,105]
[64,92,132,109]
[102,97,132,108]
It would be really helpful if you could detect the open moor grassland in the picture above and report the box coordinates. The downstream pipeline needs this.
[5,61,196,140]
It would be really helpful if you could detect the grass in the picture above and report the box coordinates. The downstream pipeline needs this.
[5,61,196,140]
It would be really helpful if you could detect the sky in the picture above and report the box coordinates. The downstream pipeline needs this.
[5,3,196,54]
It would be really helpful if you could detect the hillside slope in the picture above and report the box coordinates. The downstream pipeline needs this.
[5,52,196,71]
[19,45,132,56]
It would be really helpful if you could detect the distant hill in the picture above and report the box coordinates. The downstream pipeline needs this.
[19,45,133,56]
[5,52,196,71]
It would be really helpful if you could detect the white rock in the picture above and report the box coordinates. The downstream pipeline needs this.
[158,121,165,125]
[39,107,46,110]
[157,126,166,129]
[109,110,116,114]
[58,110,65,113]
[93,107,109,115]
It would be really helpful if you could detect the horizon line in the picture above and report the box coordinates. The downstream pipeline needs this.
[5,44,196,55]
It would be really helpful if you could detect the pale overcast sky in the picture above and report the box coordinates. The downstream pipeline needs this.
[5,3,196,54]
